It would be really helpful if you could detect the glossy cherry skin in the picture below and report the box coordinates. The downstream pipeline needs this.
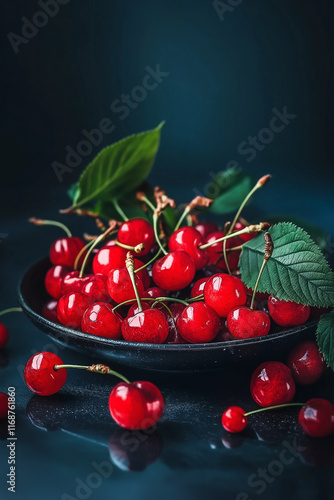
[195,222,219,239]
[227,306,270,339]
[204,274,247,317]
[190,277,209,298]
[250,361,296,407]
[127,302,151,317]
[92,245,127,276]
[81,274,111,303]
[118,218,155,257]
[24,352,67,396]
[122,309,169,344]
[152,251,196,291]
[61,271,91,295]
[169,227,209,270]
[287,341,327,385]
[49,236,86,268]
[107,268,144,304]
[299,398,334,437]
[222,406,248,433]
[268,296,310,327]
[0,393,9,419]
[42,300,59,323]
[0,323,9,349]
[204,231,242,271]
[109,381,164,430]
[142,287,167,300]
[81,302,122,339]
[57,292,91,329]
[45,265,71,299]
[177,302,220,343]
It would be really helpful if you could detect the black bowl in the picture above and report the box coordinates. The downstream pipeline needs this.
[18,258,317,372]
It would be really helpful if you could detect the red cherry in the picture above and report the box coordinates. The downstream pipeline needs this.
[107,268,144,304]
[49,236,86,268]
[0,393,9,419]
[250,361,296,407]
[61,271,91,295]
[57,292,91,329]
[133,259,150,289]
[0,323,9,349]
[165,303,187,344]
[92,246,127,276]
[227,306,270,339]
[118,218,155,257]
[176,302,220,343]
[142,287,167,300]
[109,380,164,429]
[190,277,209,298]
[127,302,151,317]
[42,300,59,323]
[268,296,310,327]
[299,398,334,437]
[204,231,242,271]
[122,309,169,344]
[222,406,248,433]
[169,227,209,270]
[234,221,257,242]
[152,251,196,291]
[24,352,67,396]
[204,274,247,317]
[81,274,111,303]
[45,265,71,299]
[287,341,327,385]
[195,222,219,239]
[81,302,122,339]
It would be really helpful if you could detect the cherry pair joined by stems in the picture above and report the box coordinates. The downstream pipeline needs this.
[23,352,164,430]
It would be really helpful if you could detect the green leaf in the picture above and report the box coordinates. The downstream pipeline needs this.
[239,222,334,307]
[66,122,164,210]
[316,311,334,370]
[207,167,252,214]
[266,215,327,250]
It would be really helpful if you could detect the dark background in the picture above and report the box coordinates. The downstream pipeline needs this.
[1,1,334,500]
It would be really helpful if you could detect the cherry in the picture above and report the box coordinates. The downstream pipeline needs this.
[57,292,91,329]
[152,251,196,291]
[227,306,270,339]
[49,236,86,268]
[122,309,169,344]
[42,300,59,323]
[45,265,71,299]
[204,274,247,317]
[165,303,187,344]
[268,296,310,327]
[299,398,334,437]
[190,277,209,298]
[0,323,9,349]
[250,361,296,407]
[204,231,242,271]
[176,302,220,343]
[287,341,327,385]
[142,287,167,300]
[107,268,144,304]
[133,259,150,290]
[127,302,151,317]
[109,380,164,429]
[81,274,111,303]
[61,271,91,295]
[168,226,209,270]
[195,222,219,239]
[24,352,67,396]
[81,302,122,339]
[118,218,155,257]
[0,393,9,419]
[92,245,127,276]
[222,406,248,433]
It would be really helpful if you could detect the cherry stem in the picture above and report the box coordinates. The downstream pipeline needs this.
[187,294,204,302]
[0,307,22,317]
[138,194,156,212]
[174,206,190,232]
[250,232,274,310]
[153,213,168,255]
[79,226,114,278]
[245,402,304,417]
[151,301,175,322]
[134,249,162,273]
[74,239,96,271]
[151,297,189,308]
[53,364,130,384]
[112,296,189,312]
[125,253,143,312]
[199,223,269,250]
[29,218,72,237]
[113,199,129,222]
[114,240,145,253]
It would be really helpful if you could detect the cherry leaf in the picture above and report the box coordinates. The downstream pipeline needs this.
[316,311,334,370]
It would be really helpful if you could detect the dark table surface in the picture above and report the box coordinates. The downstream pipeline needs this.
[1,183,334,500]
